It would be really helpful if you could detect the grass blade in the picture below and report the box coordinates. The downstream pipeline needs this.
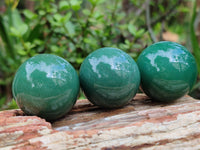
[190,0,200,73]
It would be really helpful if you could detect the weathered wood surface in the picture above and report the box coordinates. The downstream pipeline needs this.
[1,94,200,150]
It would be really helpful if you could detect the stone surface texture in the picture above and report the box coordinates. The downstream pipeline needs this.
[137,41,197,102]
[12,54,80,121]
[79,47,140,108]
[1,94,200,150]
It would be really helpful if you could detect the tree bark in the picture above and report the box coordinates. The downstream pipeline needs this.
[1,94,200,149]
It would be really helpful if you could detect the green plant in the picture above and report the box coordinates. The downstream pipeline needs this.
[0,0,26,107]
[189,0,200,95]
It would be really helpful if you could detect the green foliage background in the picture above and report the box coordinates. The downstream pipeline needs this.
[0,0,199,110]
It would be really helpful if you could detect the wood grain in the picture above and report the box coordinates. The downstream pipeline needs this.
[1,94,200,150]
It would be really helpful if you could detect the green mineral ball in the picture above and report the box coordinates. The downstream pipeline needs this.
[12,54,80,121]
[137,41,197,102]
[79,47,140,108]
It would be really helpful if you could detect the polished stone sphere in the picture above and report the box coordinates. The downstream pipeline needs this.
[12,54,80,121]
[79,47,140,108]
[137,41,197,102]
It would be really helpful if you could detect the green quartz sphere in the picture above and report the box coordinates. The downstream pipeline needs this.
[79,47,140,108]
[12,54,80,121]
[137,41,197,102]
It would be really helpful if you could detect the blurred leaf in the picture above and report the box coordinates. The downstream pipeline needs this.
[83,37,97,47]
[59,0,70,11]
[61,12,72,23]
[190,0,200,73]
[0,15,15,58]
[68,42,76,51]
[128,53,138,58]
[47,15,60,26]
[6,99,18,110]
[128,24,137,36]
[125,39,130,45]
[178,7,190,13]
[10,27,20,37]
[158,4,165,12]
[6,9,24,28]
[54,13,62,22]
[135,29,145,38]
[88,0,97,5]
[76,58,84,64]
[27,24,42,42]
[119,43,129,50]
[83,9,90,16]
[33,39,44,45]
[17,49,27,55]
[88,0,106,5]
[70,0,82,11]
[23,10,37,20]
[65,21,75,37]
[51,45,59,53]
[39,10,46,16]
[132,43,142,49]
[2,99,18,110]
[24,42,35,50]
[5,0,19,9]
[93,11,103,20]
[18,24,29,36]
[0,97,6,108]
[10,24,28,37]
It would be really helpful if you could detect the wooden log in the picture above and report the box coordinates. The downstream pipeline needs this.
[1,94,200,150]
